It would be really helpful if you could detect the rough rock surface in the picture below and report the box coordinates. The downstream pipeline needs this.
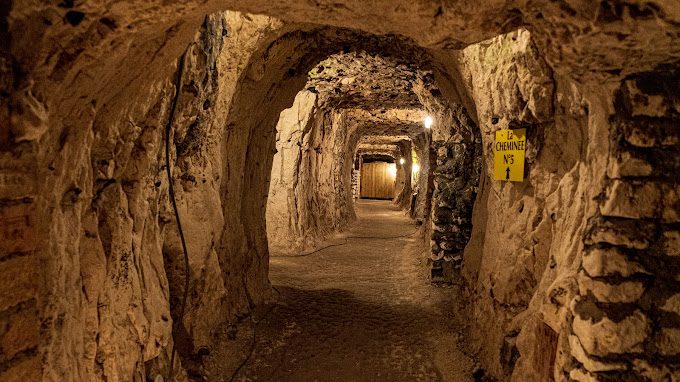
[2,1,679,381]
[455,28,680,381]
[267,91,357,254]
[2,9,288,380]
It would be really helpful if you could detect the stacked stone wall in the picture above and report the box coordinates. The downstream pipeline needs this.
[430,134,482,280]
[567,69,680,381]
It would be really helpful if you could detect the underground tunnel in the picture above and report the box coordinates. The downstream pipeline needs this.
[1,1,680,381]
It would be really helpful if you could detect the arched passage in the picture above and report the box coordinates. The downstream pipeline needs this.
[2,2,679,382]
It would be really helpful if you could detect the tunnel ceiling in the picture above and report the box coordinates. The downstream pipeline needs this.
[205,1,680,77]
[306,51,432,109]
[357,143,403,158]
[302,49,434,146]
[345,109,426,138]
[358,135,412,155]
[360,135,411,145]
[357,138,410,158]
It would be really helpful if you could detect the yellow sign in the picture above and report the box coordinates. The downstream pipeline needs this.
[493,129,526,182]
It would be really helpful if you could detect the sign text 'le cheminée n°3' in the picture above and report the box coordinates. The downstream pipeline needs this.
[493,128,526,182]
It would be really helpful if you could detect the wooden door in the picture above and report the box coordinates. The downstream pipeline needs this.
[360,162,396,199]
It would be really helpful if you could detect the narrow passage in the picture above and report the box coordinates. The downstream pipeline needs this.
[216,200,476,381]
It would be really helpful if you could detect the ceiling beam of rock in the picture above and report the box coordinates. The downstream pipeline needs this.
[356,143,403,158]
[345,108,426,125]
[358,137,412,159]
[357,138,411,160]
[360,135,411,145]
[344,108,427,138]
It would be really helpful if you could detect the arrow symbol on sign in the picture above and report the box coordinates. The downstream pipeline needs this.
[506,167,510,180]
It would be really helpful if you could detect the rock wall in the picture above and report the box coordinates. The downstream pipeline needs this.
[1,8,290,380]
[453,28,680,381]
[267,92,358,254]
[392,140,414,209]
[567,67,680,381]
[409,133,434,222]
[451,27,597,381]
[429,108,482,279]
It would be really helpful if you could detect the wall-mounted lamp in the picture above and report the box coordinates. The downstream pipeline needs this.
[424,116,434,129]
[412,163,421,173]
[399,158,405,165]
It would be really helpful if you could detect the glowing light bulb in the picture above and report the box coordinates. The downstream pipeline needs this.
[399,158,405,165]
[424,116,434,129]
[412,163,420,173]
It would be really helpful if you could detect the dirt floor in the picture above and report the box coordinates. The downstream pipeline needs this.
[205,200,476,381]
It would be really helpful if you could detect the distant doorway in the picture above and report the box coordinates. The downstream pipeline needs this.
[360,160,396,200]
